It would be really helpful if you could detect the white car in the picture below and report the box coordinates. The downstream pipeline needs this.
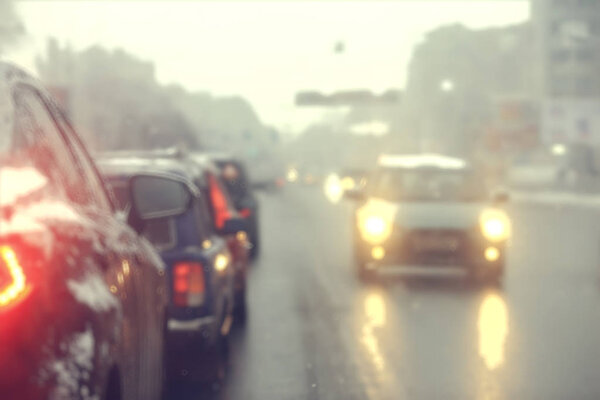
[348,154,510,283]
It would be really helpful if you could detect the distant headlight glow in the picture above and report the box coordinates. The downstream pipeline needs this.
[359,215,392,244]
[480,209,511,242]
[324,174,343,204]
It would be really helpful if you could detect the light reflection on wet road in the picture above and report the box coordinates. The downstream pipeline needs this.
[170,187,600,400]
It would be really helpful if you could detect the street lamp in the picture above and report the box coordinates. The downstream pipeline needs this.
[440,79,455,93]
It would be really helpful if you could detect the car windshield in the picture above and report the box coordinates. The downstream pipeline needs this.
[371,168,487,202]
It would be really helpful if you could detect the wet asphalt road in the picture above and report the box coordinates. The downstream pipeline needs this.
[170,186,600,400]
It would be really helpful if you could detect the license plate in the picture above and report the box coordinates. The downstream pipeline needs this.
[412,234,459,252]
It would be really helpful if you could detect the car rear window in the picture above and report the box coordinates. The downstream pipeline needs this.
[218,161,250,201]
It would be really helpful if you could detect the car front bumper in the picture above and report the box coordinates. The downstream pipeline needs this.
[356,228,506,276]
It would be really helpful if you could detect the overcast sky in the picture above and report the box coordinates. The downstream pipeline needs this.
[6,1,530,132]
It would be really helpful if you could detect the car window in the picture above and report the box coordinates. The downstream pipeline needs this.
[11,86,93,206]
[218,161,250,203]
[370,168,488,202]
[106,181,130,212]
[52,107,112,212]
[191,193,214,242]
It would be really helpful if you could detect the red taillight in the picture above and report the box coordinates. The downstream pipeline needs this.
[209,175,233,230]
[239,208,252,218]
[0,245,29,309]
[173,262,205,307]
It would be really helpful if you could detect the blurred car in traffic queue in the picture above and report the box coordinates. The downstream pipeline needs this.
[183,154,251,321]
[96,155,239,383]
[201,154,261,259]
[0,63,170,400]
[338,168,369,192]
[347,154,510,284]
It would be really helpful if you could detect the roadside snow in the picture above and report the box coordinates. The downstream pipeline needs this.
[50,326,98,400]
[67,273,119,313]
[0,167,47,206]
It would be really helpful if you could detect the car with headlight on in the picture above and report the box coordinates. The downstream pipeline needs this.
[347,154,510,283]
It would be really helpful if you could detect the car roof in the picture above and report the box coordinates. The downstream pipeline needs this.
[201,152,236,162]
[377,153,468,170]
[200,152,246,168]
[97,153,221,189]
[0,62,33,86]
[0,62,61,136]
[187,152,222,172]
[96,155,192,179]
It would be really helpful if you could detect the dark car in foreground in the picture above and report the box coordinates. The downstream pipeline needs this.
[97,155,239,383]
[348,154,510,283]
[202,154,261,258]
[0,63,169,400]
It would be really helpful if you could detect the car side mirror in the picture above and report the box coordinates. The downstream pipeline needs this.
[128,174,192,233]
[220,217,248,236]
[344,188,366,201]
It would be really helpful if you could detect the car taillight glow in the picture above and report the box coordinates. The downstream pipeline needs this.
[239,208,252,218]
[209,175,233,229]
[173,261,205,307]
[0,245,28,308]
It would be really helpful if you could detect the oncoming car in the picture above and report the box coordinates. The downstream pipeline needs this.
[347,154,511,283]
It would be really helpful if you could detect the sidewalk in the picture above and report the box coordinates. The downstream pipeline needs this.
[511,190,600,208]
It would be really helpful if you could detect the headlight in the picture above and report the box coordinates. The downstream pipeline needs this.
[324,174,343,204]
[341,177,356,190]
[359,215,392,244]
[480,209,511,242]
